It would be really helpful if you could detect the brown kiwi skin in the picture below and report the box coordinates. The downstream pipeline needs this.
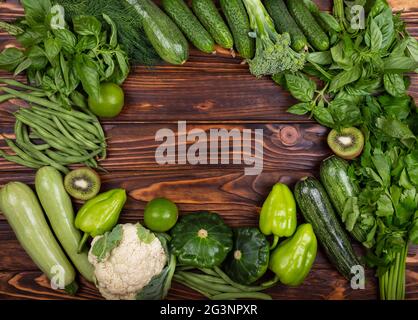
[64,168,101,201]
[327,127,364,160]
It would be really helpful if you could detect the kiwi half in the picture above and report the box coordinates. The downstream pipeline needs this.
[327,127,364,160]
[64,168,101,200]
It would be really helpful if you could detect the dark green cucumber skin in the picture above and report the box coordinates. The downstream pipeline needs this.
[162,0,215,54]
[220,0,255,58]
[320,156,368,243]
[286,0,329,51]
[295,177,361,280]
[264,0,308,52]
[128,0,189,65]
[192,0,234,49]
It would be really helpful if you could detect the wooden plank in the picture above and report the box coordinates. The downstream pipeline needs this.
[0,123,330,172]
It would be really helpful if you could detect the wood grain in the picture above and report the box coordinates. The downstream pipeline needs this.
[0,0,417,300]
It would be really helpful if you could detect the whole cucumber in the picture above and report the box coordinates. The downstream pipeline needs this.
[192,0,234,49]
[162,0,215,54]
[126,0,189,64]
[264,0,308,51]
[0,182,77,293]
[220,0,255,58]
[286,0,329,51]
[35,166,94,282]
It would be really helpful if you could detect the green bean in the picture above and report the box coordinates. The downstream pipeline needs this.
[173,274,218,297]
[83,108,107,159]
[177,272,242,293]
[45,148,102,165]
[29,104,94,122]
[59,118,101,143]
[211,292,272,300]
[0,78,43,91]
[176,266,195,272]
[18,109,60,133]
[0,149,42,169]
[182,272,228,285]
[0,87,64,110]
[20,123,50,151]
[66,119,103,139]
[0,94,15,103]
[4,138,45,166]
[198,268,222,277]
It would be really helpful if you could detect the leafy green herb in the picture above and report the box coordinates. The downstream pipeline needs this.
[91,224,123,262]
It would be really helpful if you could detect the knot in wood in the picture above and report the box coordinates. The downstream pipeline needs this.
[280,126,300,146]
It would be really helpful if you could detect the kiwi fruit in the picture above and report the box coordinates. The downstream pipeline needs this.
[64,168,101,200]
[327,127,364,160]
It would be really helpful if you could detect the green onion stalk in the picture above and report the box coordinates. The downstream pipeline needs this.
[379,244,408,300]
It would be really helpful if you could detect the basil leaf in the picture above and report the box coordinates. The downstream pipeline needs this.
[371,151,391,187]
[307,51,332,65]
[137,223,156,244]
[313,106,334,127]
[329,65,362,92]
[74,54,100,101]
[328,99,362,128]
[374,8,395,51]
[16,27,46,47]
[0,48,25,72]
[406,37,418,72]
[111,50,130,85]
[383,73,405,97]
[53,29,77,54]
[376,117,416,148]
[383,56,418,73]
[13,58,32,76]
[287,102,312,115]
[284,72,316,102]
[366,18,383,51]
[330,39,353,70]
[26,45,48,70]
[101,52,115,79]
[91,224,123,262]
[73,15,102,37]
[103,14,118,48]
[21,0,51,26]
[44,37,62,64]
[75,35,97,52]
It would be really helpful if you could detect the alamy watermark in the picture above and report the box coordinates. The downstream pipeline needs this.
[155,121,264,176]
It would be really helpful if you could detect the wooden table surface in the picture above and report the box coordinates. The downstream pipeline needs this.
[0,0,417,300]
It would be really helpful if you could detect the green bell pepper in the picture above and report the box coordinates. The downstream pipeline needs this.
[75,189,127,252]
[259,183,297,249]
[269,223,317,286]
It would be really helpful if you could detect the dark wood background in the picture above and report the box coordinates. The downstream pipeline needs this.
[0,0,417,300]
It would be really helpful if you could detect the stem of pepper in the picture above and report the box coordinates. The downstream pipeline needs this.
[270,235,279,250]
[77,233,90,254]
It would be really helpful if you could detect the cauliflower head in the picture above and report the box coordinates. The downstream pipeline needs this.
[88,223,167,300]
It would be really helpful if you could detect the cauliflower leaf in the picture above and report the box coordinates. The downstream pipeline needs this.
[137,223,155,244]
[91,224,123,262]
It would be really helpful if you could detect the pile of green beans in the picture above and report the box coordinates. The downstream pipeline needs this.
[174,266,274,300]
[0,79,107,173]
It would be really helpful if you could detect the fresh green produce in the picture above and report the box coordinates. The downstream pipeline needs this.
[56,0,160,65]
[0,85,107,173]
[170,212,233,268]
[75,189,127,253]
[174,266,273,300]
[192,0,234,49]
[264,0,307,51]
[88,83,125,118]
[295,176,361,280]
[35,166,94,282]
[162,0,215,54]
[88,223,176,300]
[286,0,329,51]
[0,182,77,294]
[220,0,255,58]
[64,168,101,201]
[144,197,178,232]
[242,0,305,77]
[259,183,297,249]
[126,0,189,65]
[0,1,129,106]
[269,223,317,286]
[302,0,341,35]
[320,156,368,244]
[223,227,269,285]
[327,127,365,160]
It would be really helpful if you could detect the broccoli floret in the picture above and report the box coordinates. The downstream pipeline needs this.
[243,0,305,77]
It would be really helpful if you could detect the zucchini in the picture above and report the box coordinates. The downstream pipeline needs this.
[294,176,361,280]
[286,0,329,51]
[320,156,368,243]
[162,0,215,54]
[264,0,308,51]
[126,0,189,64]
[0,182,77,293]
[192,0,234,49]
[220,0,255,58]
[35,166,94,282]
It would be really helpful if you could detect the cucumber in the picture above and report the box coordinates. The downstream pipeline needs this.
[0,182,77,293]
[35,166,94,282]
[264,0,308,52]
[192,0,234,49]
[220,0,254,58]
[294,176,361,280]
[126,0,189,64]
[286,0,329,51]
[320,156,368,243]
[162,0,215,54]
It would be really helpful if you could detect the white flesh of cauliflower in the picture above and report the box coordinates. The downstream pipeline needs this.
[88,223,167,300]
